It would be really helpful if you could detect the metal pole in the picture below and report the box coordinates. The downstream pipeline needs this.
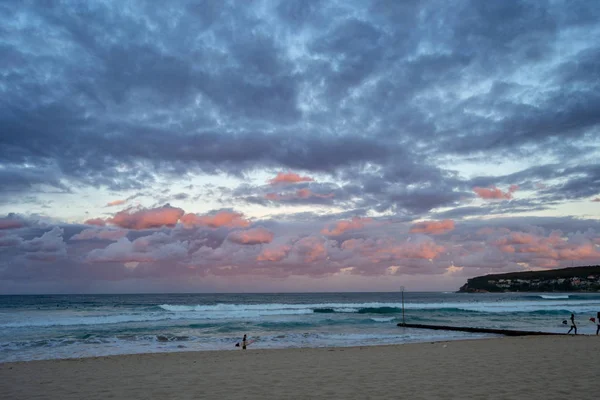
[400,286,405,325]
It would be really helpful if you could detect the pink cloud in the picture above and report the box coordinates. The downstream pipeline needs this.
[498,245,516,253]
[0,216,25,230]
[106,199,126,207]
[401,241,446,259]
[321,217,373,236]
[410,220,455,235]
[108,205,184,230]
[490,229,600,266]
[268,172,314,185]
[341,237,445,262]
[476,227,495,236]
[85,218,107,226]
[495,232,537,246]
[71,228,127,241]
[228,227,274,245]
[5,213,600,289]
[557,243,598,260]
[473,185,518,200]
[293,236,327,263]
[181,211,250,228]
[257,245,291,262]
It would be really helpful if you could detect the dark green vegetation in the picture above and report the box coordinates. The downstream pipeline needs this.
[458,265,600,293]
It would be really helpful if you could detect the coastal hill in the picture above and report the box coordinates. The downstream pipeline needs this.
[458,265,600,293]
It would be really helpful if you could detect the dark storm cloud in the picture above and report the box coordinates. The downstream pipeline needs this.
[1,0,599,217]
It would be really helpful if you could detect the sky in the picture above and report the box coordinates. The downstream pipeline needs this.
[1,0,599,294]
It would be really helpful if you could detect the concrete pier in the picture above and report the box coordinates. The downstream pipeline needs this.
[397,323,566,336]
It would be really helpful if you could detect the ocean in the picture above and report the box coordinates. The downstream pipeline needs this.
[1,292,600,363]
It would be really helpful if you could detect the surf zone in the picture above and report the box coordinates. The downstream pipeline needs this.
[313,306,402,314]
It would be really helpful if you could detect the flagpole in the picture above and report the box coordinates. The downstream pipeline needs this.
[400,286,405,325]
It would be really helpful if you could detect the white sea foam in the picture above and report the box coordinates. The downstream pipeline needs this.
[158,299,600,315]
[0,308,319,328]
[371,317,395,322]
[539,295,569,299]
[332,308,360,313]
[158,303,374,312]
[0,313,191,328]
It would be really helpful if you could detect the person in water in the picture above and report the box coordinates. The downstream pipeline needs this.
[567,313,577,335]
[242,334,247,350]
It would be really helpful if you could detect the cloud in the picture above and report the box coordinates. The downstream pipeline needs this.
[1,215,600,291]
[321,217,373,236]
[20,227,67,261]
[266,189,334,202]
[2,1,600,291]
[473,185,519,200]
[84,218,107,226]
[487,228,600,268]
[228,227,274,245]
[108,205,184,230]
[292,236,327,263]
[89,207,252,231]
[0,234,22,247]
[71,228,127,241]
[257,245,291,262]
[593,198,600,202]
[106,199,126,207]
[410,220,455,235]
[87,233,189,264]
[180,210,250,228]
[0,215,26,230]
[268,172,314,185]
[341,237,445,262]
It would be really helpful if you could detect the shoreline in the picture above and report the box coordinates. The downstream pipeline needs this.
[2,335,599,399]
[1,335,494,365]
[0,333,500,365]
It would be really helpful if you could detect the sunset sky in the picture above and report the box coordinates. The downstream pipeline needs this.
[1,0,599,294]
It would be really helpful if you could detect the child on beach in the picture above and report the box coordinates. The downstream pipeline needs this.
[567,313,577,335]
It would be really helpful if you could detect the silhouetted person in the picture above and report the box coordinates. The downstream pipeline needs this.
[567,313,577,335]
[596,312,600,336]
[242,334,247,350]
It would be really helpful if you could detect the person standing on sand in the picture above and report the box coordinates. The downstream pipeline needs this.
[567,313,577,335]
[596,312,600,336]
[242,334,247,350]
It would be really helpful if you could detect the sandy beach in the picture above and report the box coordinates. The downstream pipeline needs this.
[1,335,598,400]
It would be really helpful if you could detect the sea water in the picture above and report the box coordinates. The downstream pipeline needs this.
[1,292,600,363]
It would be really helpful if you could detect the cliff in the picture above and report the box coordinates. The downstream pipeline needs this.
[458,265,600,293]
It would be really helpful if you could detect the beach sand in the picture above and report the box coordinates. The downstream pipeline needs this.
[1,335,598,400]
